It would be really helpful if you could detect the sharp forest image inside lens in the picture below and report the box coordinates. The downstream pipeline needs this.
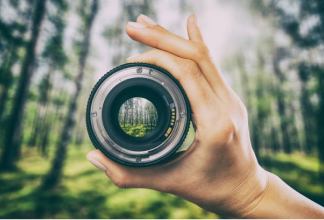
[86,63,191,166]
[118,97,158,138]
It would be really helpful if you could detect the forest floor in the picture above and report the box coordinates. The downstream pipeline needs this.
[120,124,156,137]
[0,144,323,218]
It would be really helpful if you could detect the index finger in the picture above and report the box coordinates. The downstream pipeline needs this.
[126,18,232,99]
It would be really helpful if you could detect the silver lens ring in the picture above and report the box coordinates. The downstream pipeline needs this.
[86,63,191,166]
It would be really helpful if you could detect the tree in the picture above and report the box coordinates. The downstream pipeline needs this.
[250,0,324,179]
[102,0,156,66]
[41,0,99,189]
[0,0,48,171]
[298,62,316,153]
[0,1,31,124]
[272,48,293,154]
[28,0,68,150]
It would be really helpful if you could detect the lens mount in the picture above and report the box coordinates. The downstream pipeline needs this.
[86,63,190,166]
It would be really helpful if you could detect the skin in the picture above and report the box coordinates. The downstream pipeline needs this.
[87,14,324,218]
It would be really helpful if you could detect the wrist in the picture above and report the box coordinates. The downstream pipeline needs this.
[235,169,273,218]
[241,171,324,218]
[215,165,271,218]
[229,164,272,218]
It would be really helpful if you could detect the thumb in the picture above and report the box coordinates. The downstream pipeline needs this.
[187,14,204,43]
[86,149,171,190]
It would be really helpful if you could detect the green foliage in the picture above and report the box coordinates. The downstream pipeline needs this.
[42,34,68,69]
[50,0,68,11]
[120,124,156,137]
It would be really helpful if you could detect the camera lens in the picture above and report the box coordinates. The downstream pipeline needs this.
[86,63,191,166]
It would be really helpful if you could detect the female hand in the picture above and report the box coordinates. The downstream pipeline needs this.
[87,14,324,218]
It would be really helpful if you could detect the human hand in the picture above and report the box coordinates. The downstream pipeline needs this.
[86,14,268,218]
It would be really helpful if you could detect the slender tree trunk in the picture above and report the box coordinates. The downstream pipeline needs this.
[315,0,324,180]
[29,70,52,147]
[131,103,133,125]
[75,114,85,145]
[277,95,291,153]
[270,126,280,153]
[52,90,66,140]
[41,0,98,189]
[124,104,128,127]
[0,77,12,123]
[0,84,9,121]
[0,0,47,171]
[28,103,42,147]
[39,108,50,157]
[149,107,153,130]
[0,42,16,123]
[317,69,324,181]
[272,48,292,154]
[75,128,84,145]
[236,56,261,159]
[299,83,315,153]
[289,102,301,151]
[40,124,50,157]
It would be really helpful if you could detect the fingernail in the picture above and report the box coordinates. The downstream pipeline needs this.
[87,157,107,172]
[128,22,147,28]
[127,54,140,60]
[193,14,199,27]
[140,14,156,25]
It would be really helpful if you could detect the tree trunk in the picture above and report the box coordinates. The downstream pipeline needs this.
[0,71,12,123]
[124,104,128,127]
[28,103,42,147]
[41,0,98,189]
[277,95,291,154]
[30,69,53,148]
[0,0,47,171]
[0,31,19,123]
[315,0,324,181]
[317,69,324,181]
[75,115,85,145]
[0,83,9,122]
[299,82,315,153]
[272,48,292,154]
[131,102,133,125]
[236,55,261,159]
[149,107,153,130]
[40,115,50,157]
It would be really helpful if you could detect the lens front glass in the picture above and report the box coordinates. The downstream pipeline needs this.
[118,97,158,137]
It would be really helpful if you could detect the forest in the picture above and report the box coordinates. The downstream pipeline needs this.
[119,98,158,137]
[0,0,323,218]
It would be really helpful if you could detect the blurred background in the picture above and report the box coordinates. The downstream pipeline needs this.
[0,0,323,218]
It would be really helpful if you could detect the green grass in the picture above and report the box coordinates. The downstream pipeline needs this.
[120,124,156,137]
[260,152,324,206]
[0,137,323,218]
[0,143,217,219]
